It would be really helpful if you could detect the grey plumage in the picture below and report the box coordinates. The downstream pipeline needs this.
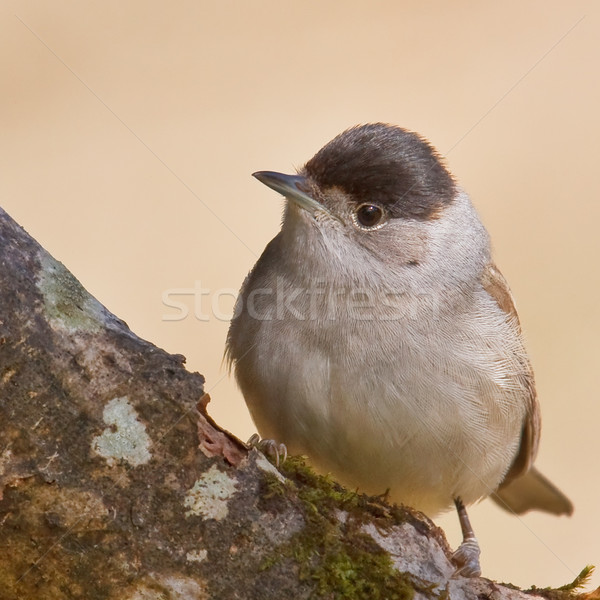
[226,124,572,574]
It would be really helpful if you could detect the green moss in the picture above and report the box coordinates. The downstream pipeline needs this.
[525,565,596,600]
[261,469,295,499]
[556,566,595,592]
[261,456,597,600]
[259,456,416,600]
[302,529,414,600]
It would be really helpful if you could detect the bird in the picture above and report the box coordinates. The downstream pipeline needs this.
[225,123,573,577]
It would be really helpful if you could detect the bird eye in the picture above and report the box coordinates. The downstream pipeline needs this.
[353,204,386,230]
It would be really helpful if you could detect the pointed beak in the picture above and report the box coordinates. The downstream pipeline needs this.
[252,171,325,215]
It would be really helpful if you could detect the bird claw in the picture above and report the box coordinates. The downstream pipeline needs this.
[247,433,288,467]
[451,537,482,578]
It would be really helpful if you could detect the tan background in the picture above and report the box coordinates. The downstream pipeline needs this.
[1,0,597,590]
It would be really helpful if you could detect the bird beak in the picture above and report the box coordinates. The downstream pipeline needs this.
[252,171,325,215]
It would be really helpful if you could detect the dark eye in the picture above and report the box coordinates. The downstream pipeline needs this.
[354,204,386,229]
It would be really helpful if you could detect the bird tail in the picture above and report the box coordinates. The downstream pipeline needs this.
[491,467,573,516]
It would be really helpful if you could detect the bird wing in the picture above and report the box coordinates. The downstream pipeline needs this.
[481,263,572,516]
[480,263,540,483]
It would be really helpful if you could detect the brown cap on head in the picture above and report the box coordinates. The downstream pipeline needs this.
[303,123,456,221]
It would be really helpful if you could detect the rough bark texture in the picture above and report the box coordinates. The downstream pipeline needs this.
[0,205,592,600]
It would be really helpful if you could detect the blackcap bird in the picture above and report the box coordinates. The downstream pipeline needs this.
[226,123,573,577]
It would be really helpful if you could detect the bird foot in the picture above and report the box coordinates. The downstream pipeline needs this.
[451,537,481,578]
[247,433,288,467]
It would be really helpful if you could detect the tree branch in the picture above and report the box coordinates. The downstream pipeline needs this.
[0,205,592,599]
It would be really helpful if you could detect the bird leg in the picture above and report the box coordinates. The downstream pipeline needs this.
[451,497,482,577]
[247,433,288,467]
